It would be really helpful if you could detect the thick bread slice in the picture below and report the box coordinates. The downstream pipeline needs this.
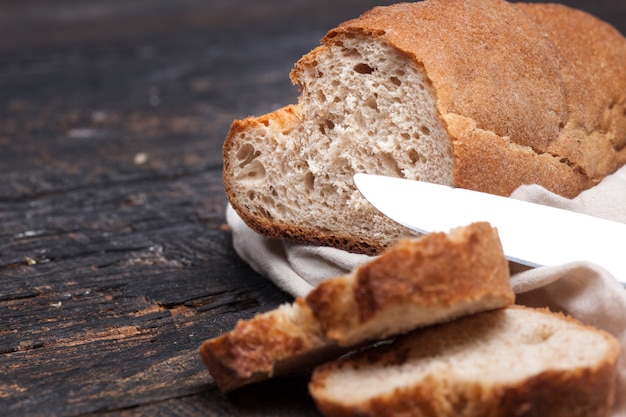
[223,0,626,255]
[305,222,513,346]
[200,222,514,392]
[309,305,621,417]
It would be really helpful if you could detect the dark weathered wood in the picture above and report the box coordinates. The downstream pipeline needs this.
[0,1,401,415]
[1,1,625,416]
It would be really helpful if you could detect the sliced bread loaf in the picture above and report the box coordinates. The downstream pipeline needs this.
[199,222,514,392]
[309,305,621,417]
[223,0,626,254]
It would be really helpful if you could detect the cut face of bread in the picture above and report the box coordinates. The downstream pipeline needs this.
[309,306,621,417]
[294,36,454,186]
[200,222,514,392]
[224,34,451,254]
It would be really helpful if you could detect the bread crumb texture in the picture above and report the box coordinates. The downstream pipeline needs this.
[310,306,620,417]
[223,0,626,253]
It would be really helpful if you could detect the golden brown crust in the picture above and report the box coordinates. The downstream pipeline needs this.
[315,0,626,197]
[199,299,336,392]
[446,114,589,197]
[309,306,621,417]
[353,224,512,320]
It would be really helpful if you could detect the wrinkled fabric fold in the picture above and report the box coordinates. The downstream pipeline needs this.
[226,165,626,415]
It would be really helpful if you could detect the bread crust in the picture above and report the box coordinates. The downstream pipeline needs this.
[199,298,342,393]
[309,306,621,417]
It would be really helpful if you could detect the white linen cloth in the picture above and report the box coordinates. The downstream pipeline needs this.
[226,165,626,415]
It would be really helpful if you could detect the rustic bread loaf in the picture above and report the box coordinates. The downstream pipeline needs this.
[223,0,626,255]
[199,222,514,392]
[309,305,621,417]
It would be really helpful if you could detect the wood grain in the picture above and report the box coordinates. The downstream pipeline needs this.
[0,1,624,415]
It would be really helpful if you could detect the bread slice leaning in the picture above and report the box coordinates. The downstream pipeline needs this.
[199,222,514,392]
[309,305,621,417]
[223,0,626,255]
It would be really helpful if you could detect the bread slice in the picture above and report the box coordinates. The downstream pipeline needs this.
[223,0,626,255]
[199,222,514,392]
[309,305,621,417]
[305,222,513,347]
[199,299,341,393]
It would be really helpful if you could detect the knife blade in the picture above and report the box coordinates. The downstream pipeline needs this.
[353,173,626,284]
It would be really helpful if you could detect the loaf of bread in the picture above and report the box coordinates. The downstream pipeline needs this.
[223,0,626,254]
[199,222,514,392]
[309,305,621,417]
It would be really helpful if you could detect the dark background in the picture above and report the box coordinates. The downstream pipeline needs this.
[1,1,624,415]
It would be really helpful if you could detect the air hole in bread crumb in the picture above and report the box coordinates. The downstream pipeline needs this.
[274,203,288,216]
[317,90,326,102]
[304,172,315,192]
[420,125,431,136]
[235,143,260,168]
[365,98,378,111]
[236,159,266,182]
[260,194,274,206]
[390,76,402,87]
[257,206,273,220]
[408,149,426,164]
[342,48,360,58]
[401,133,410,140]
[319,119,335,134]
[380,153,403,177]
[354,63,374,74]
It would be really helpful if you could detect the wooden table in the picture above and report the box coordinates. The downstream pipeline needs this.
[1,1,624,415]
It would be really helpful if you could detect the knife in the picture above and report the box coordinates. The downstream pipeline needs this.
[353,173,626,285]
